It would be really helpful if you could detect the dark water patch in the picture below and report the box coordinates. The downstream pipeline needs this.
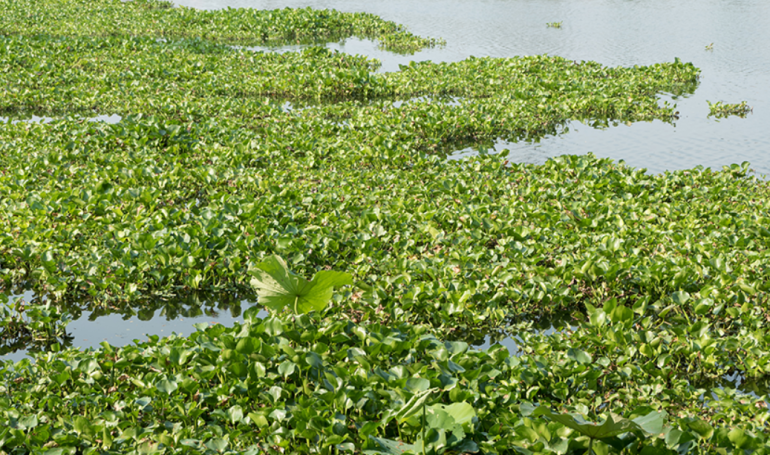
[460,311,577,357]
[696,370,770,401]
[468,324,577,358]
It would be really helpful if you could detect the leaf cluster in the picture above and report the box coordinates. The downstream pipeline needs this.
[1,314,769,454]
[0,0,443,54]
[1,0,769,453]
[707,100,752,119]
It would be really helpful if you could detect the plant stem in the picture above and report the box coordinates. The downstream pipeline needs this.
[422,403,427,455]
[588,438,594,455]
[294,295,299,314]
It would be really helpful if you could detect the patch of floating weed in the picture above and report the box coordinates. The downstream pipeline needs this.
[0,0,443,54]
[707,100,752,119]
[1,1,770,452]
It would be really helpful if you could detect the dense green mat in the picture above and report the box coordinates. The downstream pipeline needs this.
[1,312,769,454]
[2,0,770,453]
[0,0,443,53]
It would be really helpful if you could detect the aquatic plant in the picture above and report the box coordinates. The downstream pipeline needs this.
[0,0,443,54]
[0,296,72,354]
[707,100,752,118]
[250,255,352,314]
[1,0,769,453]
[1,313,769,453]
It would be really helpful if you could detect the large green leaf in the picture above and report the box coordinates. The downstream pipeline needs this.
[156,378,178,396]
[436,402,476,427]
[364,437,415,455]
[534,408,665,440]
[391,388,436,423]
[249,255,352,313]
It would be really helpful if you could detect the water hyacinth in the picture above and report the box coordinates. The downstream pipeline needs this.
[1,0,769,453]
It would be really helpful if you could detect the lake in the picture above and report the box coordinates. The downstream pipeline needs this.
[178,0,770,176]
[3,0,769,363]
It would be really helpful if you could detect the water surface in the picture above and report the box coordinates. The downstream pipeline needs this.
[178,0,770,175]
[4,0,769,360]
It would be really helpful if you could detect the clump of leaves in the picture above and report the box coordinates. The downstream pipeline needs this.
[707,100,752,118]
[0,0,443,54]
[1,313,768,454]
[534,407,666,455]
[0,296,72,353]
[249,255,352,314]
[546,21,563,28]
[369,398,479,455]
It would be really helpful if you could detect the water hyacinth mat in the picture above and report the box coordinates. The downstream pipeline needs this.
[2,0,770,453]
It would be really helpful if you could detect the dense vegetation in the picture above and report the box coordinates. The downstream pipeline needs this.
[2,0,769,453]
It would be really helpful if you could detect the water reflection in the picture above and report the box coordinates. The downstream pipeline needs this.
[0,289,267,362]
[0,114,123,124]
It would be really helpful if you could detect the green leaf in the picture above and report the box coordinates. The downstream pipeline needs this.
[365,437,415,455]
[235,337,259,355]
[534,408,643,440]
[671,291,690,305]
[426,407,454,431]
[278,360,296,378]
[73,415,95,439]
[306,351,324,369]
[631,411,667,435]
[205,437,228,453]
[263,317,284,336]
[567,348,592,365]
[16,415,38,430]
[391,388,435,424]
[610,305,634,324]
[156,378,178,395]
[228,405,244,425]
[438,402,476,426]
[686,419,714,439]
[728,428,748,448]
[250,255,352,313]
[405,377,430,393]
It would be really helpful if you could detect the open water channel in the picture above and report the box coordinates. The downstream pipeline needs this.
[3,1,770,397]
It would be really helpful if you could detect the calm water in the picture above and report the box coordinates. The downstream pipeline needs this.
[181,0,770,176]
[3,0,770,362]
[0,290,266,362]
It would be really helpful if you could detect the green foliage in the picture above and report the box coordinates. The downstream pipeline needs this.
[1,0,768,453]
[0,296,71,354]
[0,0,443,54]
[0,36,701,310]
[707,100,752,119]
[534,407,666,440]
[1,314,769,454]
[249,255,352,313]
[547,21,563,28]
